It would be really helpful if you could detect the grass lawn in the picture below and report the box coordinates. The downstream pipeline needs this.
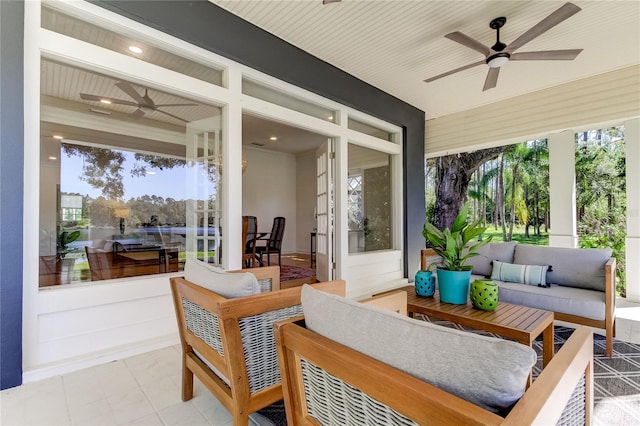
[482,225,549,246]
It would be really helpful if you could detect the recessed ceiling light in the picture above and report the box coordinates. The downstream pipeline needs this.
[328,116,334,121]
[48,156,57,160]
[100,99,112,104]
[128,46,143,54]
[53,135,63,140]
[269,136,277,141]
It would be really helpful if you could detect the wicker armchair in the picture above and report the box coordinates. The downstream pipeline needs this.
[275,319,594,425]
[170,267,345,426]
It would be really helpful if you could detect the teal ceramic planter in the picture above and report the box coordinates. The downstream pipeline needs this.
[436,269,471,304]
[414,270,435,297]
[470,279,499,311]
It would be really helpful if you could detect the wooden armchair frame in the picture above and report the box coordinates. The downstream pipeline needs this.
[171,268,345,426]
[275,318,594,426]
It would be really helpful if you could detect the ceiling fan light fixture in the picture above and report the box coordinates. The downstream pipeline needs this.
[486,52,510,68]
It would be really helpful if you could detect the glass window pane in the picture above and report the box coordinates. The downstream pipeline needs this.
[41,5,224,86]
[347,144,392,253]
[243,78,337,123]
[39,59,224,287]
[348,117,393,142]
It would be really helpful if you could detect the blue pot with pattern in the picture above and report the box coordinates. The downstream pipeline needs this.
[414,270,435,297]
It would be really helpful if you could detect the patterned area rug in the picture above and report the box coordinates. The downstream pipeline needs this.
[261,316,640,425]
[280,265,316,282]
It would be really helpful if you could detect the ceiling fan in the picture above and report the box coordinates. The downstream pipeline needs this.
[424,2,583,91]
[79,81,197,122]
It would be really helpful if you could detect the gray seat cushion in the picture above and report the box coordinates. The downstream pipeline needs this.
[475,275,606,321]
[301,284,536,414]
[184,258,260,298]
[467,242,517,277]
[513,245,612,291]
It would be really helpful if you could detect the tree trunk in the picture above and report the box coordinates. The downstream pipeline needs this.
[524,183,530,238]
[498,155,507,240]
[433,147,504,230]
[508,163,519,241]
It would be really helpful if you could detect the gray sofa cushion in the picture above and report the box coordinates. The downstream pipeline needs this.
[513,245,612,292]
[480,276,606,321]
[184,258,260,298]
[467,242,517,277]
[301,284,536,414]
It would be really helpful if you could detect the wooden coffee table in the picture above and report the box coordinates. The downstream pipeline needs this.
[403,286,554,381]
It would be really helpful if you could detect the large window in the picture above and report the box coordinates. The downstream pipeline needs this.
[347,143,392,253]
[39,59,223,287]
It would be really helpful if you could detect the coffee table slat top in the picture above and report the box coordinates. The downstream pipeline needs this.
[403,286,553,342]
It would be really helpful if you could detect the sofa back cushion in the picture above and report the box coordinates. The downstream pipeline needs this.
[184,258,260,298]
[301,285,536,414]
[467,242,517,277]
[513,245,612,292]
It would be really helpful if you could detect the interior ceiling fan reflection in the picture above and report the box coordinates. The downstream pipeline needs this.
[79,81,197,122]
[424,2,583,91]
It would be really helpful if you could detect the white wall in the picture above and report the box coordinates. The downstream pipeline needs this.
[242,147,297,253]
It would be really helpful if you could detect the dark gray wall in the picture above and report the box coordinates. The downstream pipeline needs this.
[95,0,426,279]
[0,0,25,390]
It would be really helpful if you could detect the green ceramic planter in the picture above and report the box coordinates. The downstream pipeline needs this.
[470,279,499,311]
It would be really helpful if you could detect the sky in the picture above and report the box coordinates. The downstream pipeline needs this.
[61,149,188,200]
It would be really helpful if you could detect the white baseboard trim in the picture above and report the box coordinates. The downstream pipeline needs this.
[22,333,180,384]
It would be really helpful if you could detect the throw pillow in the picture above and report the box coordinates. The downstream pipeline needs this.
[301,285,536,414]
[184,258,260,298]
[491,260,550,287]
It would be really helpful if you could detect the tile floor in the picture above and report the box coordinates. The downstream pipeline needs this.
[0,345,239,426]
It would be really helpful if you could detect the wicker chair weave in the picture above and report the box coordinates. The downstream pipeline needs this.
[239,305,303,394]
[300,359,418,426]
[557,374,586,426]
[257,277,272,293]
[181,298,224,355]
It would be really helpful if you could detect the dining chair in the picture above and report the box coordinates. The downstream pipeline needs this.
[242,215,258,268]
[256,217,285,267]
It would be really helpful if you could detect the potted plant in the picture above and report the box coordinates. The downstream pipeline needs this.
[57,229,81,283]
[422,205,492,304]
[57,230,81,258]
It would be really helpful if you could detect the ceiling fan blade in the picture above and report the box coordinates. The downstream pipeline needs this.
[510,49,583,61]
[115,81,147,104]
[154,103,199,108]
[445,32,491,57]
[506,2,581,53]
[131,108,146,119]
[483,67,500,91]
[79,93,139,107]
[424,60,485,83]
[155,109,189,123]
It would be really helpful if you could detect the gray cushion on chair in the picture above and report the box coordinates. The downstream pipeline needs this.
[301,285,536,414]
[184,258,260,298]
[467,242,517,277]
[513,245,612,291]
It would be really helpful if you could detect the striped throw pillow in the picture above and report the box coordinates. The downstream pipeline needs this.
[491,260,550,287]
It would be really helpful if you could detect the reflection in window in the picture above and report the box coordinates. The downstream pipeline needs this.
[347,144,392,253]
[39,59,223,287]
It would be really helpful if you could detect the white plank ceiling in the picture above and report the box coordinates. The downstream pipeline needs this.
[211,0,640,119]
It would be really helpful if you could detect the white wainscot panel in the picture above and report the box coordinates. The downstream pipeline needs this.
[27,275,180,380]
[345,250,407,299]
